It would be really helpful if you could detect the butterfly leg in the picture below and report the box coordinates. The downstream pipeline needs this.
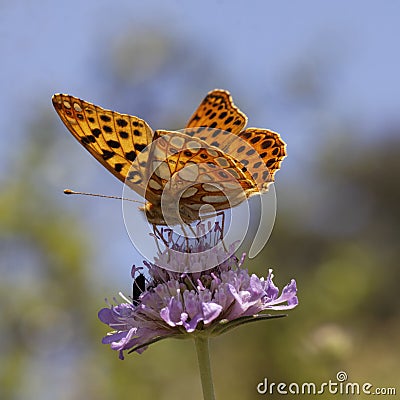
[215,211,227,251]
[152,225,172,254]
[179,223,191,251]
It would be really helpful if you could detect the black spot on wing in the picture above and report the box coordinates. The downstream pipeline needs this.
[102,150,115,160]
[266,158,276,168]
[246,149,256,156]
[107,140,121,149]
[91,128,102,137]
[114,163,125,173]
[262,170,270,181]
[241,131,251,139]
[100,115,111,122]
[127,170,142,183]
[116,118,128,127]
[261,139,273,149]
[126,151,137,161]
[134,143,146,152]
[81,135,96,145]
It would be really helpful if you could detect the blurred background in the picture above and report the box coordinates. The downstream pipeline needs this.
[1,1,399,399]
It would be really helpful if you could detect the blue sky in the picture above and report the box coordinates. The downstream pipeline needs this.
[1,0,399,286]
[2,0,399,131]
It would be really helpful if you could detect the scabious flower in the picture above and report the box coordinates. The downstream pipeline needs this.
[98,234,298,360]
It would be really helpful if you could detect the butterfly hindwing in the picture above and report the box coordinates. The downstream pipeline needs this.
[148,130,258,219]
[222,128,287,190]
[185,90,286,191]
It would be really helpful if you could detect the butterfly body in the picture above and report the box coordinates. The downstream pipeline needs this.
[52,89,286,226]
[143,201,198,226]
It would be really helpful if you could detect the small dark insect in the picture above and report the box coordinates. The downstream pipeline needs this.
[132,273,146,305]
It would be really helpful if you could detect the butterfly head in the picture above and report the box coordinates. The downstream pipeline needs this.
[141,202,165,225]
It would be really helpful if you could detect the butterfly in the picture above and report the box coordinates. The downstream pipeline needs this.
[52,89,286,226]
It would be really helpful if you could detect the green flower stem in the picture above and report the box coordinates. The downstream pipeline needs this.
[194,335,215,400]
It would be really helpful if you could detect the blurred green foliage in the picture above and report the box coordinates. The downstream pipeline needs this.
[0,28,399,400]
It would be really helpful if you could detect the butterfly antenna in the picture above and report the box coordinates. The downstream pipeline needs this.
[63,189,145,205]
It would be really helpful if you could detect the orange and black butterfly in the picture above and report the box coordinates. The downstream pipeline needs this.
[52,89,286,225]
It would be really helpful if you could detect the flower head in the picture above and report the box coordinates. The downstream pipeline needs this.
[98,237,298,359]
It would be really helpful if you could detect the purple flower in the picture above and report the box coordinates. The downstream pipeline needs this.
[98,243,298,360]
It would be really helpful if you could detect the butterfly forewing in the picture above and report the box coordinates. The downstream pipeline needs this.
[52,94,153,199]
[186,89,247,135]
